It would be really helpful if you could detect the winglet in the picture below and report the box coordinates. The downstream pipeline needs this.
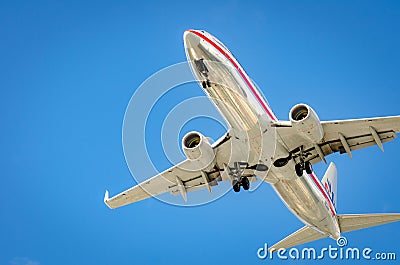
[104,190,112,209]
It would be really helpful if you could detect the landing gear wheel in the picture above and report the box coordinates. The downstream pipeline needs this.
[206,80,211,87]
[295,163,303,177]
[233,181,241,192]
[201,81,207,89]
[241,177,250,190]
[305,161,313,174]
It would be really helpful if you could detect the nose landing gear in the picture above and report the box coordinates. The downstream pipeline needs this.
[201,79,212,88]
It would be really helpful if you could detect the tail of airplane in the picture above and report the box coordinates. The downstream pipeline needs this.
[269,163,400,251]
[269,213,400,251]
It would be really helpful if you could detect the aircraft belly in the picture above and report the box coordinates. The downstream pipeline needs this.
[273,175,333,232]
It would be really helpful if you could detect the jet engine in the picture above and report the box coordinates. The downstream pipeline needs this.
[182,131,216,170]
[289,104,324,143]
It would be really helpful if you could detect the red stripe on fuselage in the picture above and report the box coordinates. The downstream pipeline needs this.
[309,172,336,216]
[188,30,278,122]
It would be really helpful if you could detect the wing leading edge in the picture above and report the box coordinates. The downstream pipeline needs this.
[104,157,231,209]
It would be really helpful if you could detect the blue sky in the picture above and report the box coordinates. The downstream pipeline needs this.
[1,0,400,264]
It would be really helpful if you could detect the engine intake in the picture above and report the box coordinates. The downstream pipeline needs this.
[182,131,216,170]
[289,104,324,143]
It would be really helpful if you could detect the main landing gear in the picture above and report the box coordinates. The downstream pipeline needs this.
[293,145,313,177]
[226,162,250,192]
[273,146,313,177]
[295,161,313,177]
[232,177,250,192]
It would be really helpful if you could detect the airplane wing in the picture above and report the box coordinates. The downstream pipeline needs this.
[104,159,208,209]
[104,132,257,209]
[276,116,400,164]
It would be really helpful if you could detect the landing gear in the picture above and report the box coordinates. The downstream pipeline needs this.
[194,58,209,76]
[194,59,212,89]
[295,161,312,177]
[233,181,241,192]
[241,177,250,190]
[295,163,304,177]
[201,79,212,89]
[305,161,313,174]
[226,162,250,192]
[292,145,313,177]
[232,177,250,192]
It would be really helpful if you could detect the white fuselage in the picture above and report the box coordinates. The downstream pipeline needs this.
[184,30,340,239]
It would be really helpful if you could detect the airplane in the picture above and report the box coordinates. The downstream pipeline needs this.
[104,29,400,250]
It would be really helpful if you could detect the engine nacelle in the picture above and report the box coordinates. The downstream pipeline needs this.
[289,104,324,143]
[182,131,216,169]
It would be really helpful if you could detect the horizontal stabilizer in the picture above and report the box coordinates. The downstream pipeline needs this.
[269,214,400,251]
[268,226,327,252]
[104,190,112,209]
[338,213,400,233]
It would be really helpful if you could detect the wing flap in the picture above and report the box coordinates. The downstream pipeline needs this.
[322,116,400,139]
[308,131,396,164]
